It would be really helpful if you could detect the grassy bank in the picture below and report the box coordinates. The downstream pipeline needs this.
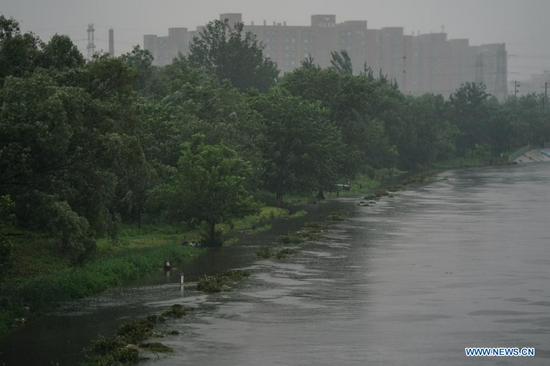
[0,205,306,336]
[0,243,200,335]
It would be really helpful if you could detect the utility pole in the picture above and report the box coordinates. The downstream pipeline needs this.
[544,82,548,110]
[86,24,96,60]
[514,80,520,100]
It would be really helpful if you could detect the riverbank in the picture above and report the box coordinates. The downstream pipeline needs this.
[0,205,318,336]
[0,156,505,337]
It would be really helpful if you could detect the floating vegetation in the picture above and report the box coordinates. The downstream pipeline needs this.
[275,248,300,260]
[387,185,403,192]
[255,245,273,258]
[255,246,300,260]
[82,300,192,365]
[146,315,166,324]
[402,172,436,185]
[139,342,174,353]
[375,190,389,197]
[326,210,348,221]
[84,337,141,365]
[196,270,251,293]
[277,232,306,244]
[303,222,327,233]
[90,335,125,356]
[117,319,155,344]
[162,304,186,318]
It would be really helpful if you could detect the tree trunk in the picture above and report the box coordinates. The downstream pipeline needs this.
[316,188,325,200]
[209,222,218,247]
[276,192,283,207]
[137,206,142,230]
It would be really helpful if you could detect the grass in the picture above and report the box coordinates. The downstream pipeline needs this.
[0,242,200,335]
[218,206,290,235]
[17,245,199,308]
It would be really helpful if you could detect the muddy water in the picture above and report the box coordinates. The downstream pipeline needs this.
[3,164,550,365]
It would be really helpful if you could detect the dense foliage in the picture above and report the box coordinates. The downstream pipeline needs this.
[0,15,549,265]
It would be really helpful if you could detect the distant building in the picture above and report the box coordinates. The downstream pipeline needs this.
[144,13,508,100]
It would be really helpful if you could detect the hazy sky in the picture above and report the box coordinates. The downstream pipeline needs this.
[3,0,549,82]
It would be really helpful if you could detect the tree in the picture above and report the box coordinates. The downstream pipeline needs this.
[0,16,43,83]
[250,87,342,206]
[280,65,374,177]
[121,45,156,93]
[188,19,279,92]
[0,49,145,262]
[40,34,85,70]
[449,82,491,156]
[330,50,353,76]
[157,135,259,246]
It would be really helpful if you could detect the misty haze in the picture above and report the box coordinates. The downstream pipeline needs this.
[0,1,549,365]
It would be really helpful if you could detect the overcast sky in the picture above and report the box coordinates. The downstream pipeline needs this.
[3,0,549,82]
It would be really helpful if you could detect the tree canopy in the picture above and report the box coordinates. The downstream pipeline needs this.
[188,19,279,92]
[1,15,548,266]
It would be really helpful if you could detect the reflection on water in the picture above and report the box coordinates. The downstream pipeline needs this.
[2,164,550,365]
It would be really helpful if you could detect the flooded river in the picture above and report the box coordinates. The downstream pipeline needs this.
[2,164,550,365]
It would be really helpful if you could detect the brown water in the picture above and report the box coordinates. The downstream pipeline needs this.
[2,164,550,365]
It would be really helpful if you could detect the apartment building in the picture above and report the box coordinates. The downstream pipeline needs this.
[144,13,508,100]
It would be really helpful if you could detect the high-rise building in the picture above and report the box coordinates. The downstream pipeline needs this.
[144,13,508,100]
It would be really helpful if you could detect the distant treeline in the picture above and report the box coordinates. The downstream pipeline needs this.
[0,17,548,268]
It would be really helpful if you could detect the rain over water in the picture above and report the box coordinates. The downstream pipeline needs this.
[2,164,550,365]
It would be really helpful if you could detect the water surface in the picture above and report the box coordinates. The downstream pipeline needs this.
[2,164,550,365]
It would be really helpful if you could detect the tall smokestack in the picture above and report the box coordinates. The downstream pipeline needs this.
[108,29,114,57]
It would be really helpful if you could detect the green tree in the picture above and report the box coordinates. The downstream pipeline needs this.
[188,19,279,92]
[330,50,353,76]
[0,16,43,83]
[280,65,374,177]
[40,34,85,70]
[449,82,491,156]
[398,94,457,168]
[250,88,342,206]
[157,135,259,246]
[121,45,156,93]
[0,51,144,262]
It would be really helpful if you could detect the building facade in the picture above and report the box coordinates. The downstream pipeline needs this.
[144,13,508,100]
